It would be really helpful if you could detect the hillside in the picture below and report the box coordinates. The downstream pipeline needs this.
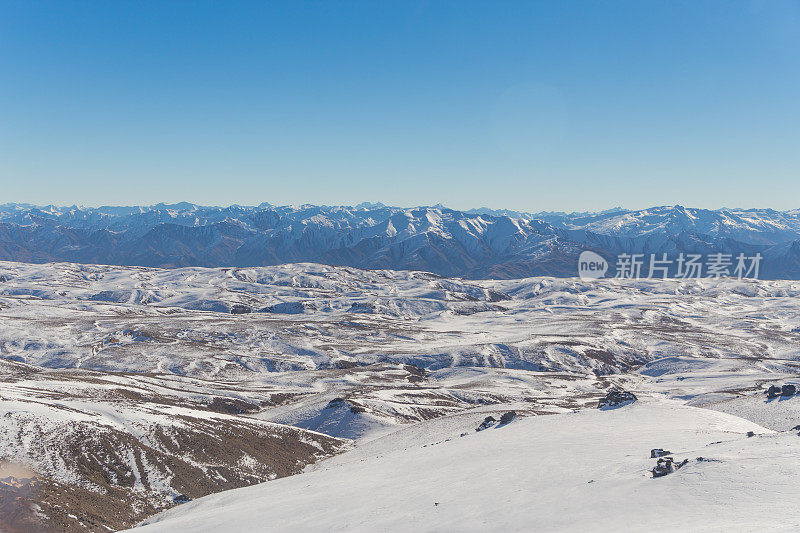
[135,399,800,532]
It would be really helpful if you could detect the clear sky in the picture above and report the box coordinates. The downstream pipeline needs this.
[1,1,799,211]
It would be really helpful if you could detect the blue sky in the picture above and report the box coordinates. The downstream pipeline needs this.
[1,1,799,211]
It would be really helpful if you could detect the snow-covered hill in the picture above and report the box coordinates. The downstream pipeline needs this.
[135,399,800,532]
[4,203,800,278]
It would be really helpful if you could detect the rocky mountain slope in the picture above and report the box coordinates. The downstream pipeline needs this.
[0,358,347,531]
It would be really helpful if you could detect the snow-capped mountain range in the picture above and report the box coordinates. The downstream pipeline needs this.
[3,202,800,278]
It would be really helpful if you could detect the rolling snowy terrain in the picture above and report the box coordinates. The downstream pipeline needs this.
[4,203,800,278]
[0,260,799,531]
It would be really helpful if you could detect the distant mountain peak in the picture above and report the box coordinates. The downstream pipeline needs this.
[356,201,387,209]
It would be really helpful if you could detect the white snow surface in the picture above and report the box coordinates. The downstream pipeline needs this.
[134,399,799,532]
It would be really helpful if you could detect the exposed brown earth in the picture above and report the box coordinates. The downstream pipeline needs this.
[0,364,349,532]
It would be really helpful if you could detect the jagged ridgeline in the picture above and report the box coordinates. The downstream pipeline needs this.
[3,203,800,278]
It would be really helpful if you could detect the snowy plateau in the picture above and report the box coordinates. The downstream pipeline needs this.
[0,257,799,531]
